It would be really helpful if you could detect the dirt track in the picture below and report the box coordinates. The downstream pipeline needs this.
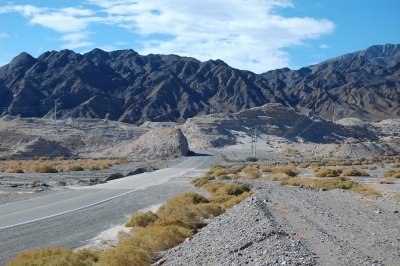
[159,179,400,265]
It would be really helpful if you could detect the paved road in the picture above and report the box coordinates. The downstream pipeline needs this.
[0,153,218,264]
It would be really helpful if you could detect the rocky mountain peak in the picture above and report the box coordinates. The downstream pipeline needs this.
[0,43,398,123]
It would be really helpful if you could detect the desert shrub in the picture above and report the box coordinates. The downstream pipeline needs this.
[68,165,85,171]
[208,193,235,204]
[341,168,369,177]
[384,170,400,179]
[242,166,261,179]
[126,211,158,227]
[222,191,253,209]
[98,242,151,266]
[379,177,395,184]
[259,164,273,172]
[281,177,380,196]
[245,157,258,162]
[129,225,192,254]
[266,164,298,181]
[214,168,229,177]
[393,194,400,201]
[202,182,250,196]
[191,174,215,187]
[225,184,251,196]
[314,168,342,177]
[228,164,245,174]
[4,168,24,173]
[267,172,292,181]
[7,247,98,266]
[195,203,225,218]
[168,191,209,205]
[33,164,58,173]
[89,165,101,171]
[206,165,224,176]
[155,192,211,229]
[297,162,311,168]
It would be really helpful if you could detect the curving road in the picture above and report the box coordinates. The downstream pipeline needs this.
[0,154,218,264]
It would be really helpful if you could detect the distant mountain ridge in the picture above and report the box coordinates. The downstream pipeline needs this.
[0,43,399,123]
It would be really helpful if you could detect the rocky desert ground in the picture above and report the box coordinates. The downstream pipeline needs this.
[0,104,399,265]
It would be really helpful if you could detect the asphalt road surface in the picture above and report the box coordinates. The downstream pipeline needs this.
[0,153,218,264]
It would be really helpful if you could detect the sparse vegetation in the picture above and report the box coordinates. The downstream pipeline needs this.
[97,185,250,265]
[384,170,400,179]
[0,158,128,173]
[33,164,58,173]
[242,165,261,179]
[379,177,395,184]
[341,168,369,177]
[393,194,400,201]
[313,167,369,177]
[281,176,380,196]
[6,247,99,266]
[314,168,342,177]
[126,211,158,228]
[266,164,298,181]
[8,174,252,266]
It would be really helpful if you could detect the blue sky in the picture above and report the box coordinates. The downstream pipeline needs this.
[0,0,399,73]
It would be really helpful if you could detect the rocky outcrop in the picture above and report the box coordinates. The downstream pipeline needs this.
[10,137,71,159]
[106,128,190,159]
[182,103,378,148]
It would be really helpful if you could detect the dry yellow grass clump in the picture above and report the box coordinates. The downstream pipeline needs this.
[241,165,261,179]
[393,194,400,201]
[0,159,128,173]
[281,176,380,196]
[341,168,369,177]
[314,167,369,177]
[266,164,298,181]
[384,170,400,179]
[6,247,98,266]
[314,168,342,177]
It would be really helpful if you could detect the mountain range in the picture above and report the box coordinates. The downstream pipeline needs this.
[0,43,399,124]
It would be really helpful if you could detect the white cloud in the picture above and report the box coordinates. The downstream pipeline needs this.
[0,4,99,49]
[87,0,334,72]
[61,32,93,49]
[320,44,329,49]
[1,0,335,72]
[0,32,9,38]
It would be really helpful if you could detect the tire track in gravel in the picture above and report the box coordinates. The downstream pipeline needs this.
[254,181,400,266]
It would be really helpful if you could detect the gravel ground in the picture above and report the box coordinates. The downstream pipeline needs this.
[157,180,400,266]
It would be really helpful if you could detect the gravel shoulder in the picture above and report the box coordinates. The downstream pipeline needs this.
[157,180,400,266]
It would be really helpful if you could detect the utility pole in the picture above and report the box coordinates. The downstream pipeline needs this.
[332,107,336,123]
[54,100,57,121]
[253,128,257,158]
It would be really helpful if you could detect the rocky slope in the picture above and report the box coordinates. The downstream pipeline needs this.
[262,44,400,120]
[0,44,399,123]
[182,103,377,148]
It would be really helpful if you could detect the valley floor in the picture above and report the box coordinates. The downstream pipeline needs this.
[158,179,400,266]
